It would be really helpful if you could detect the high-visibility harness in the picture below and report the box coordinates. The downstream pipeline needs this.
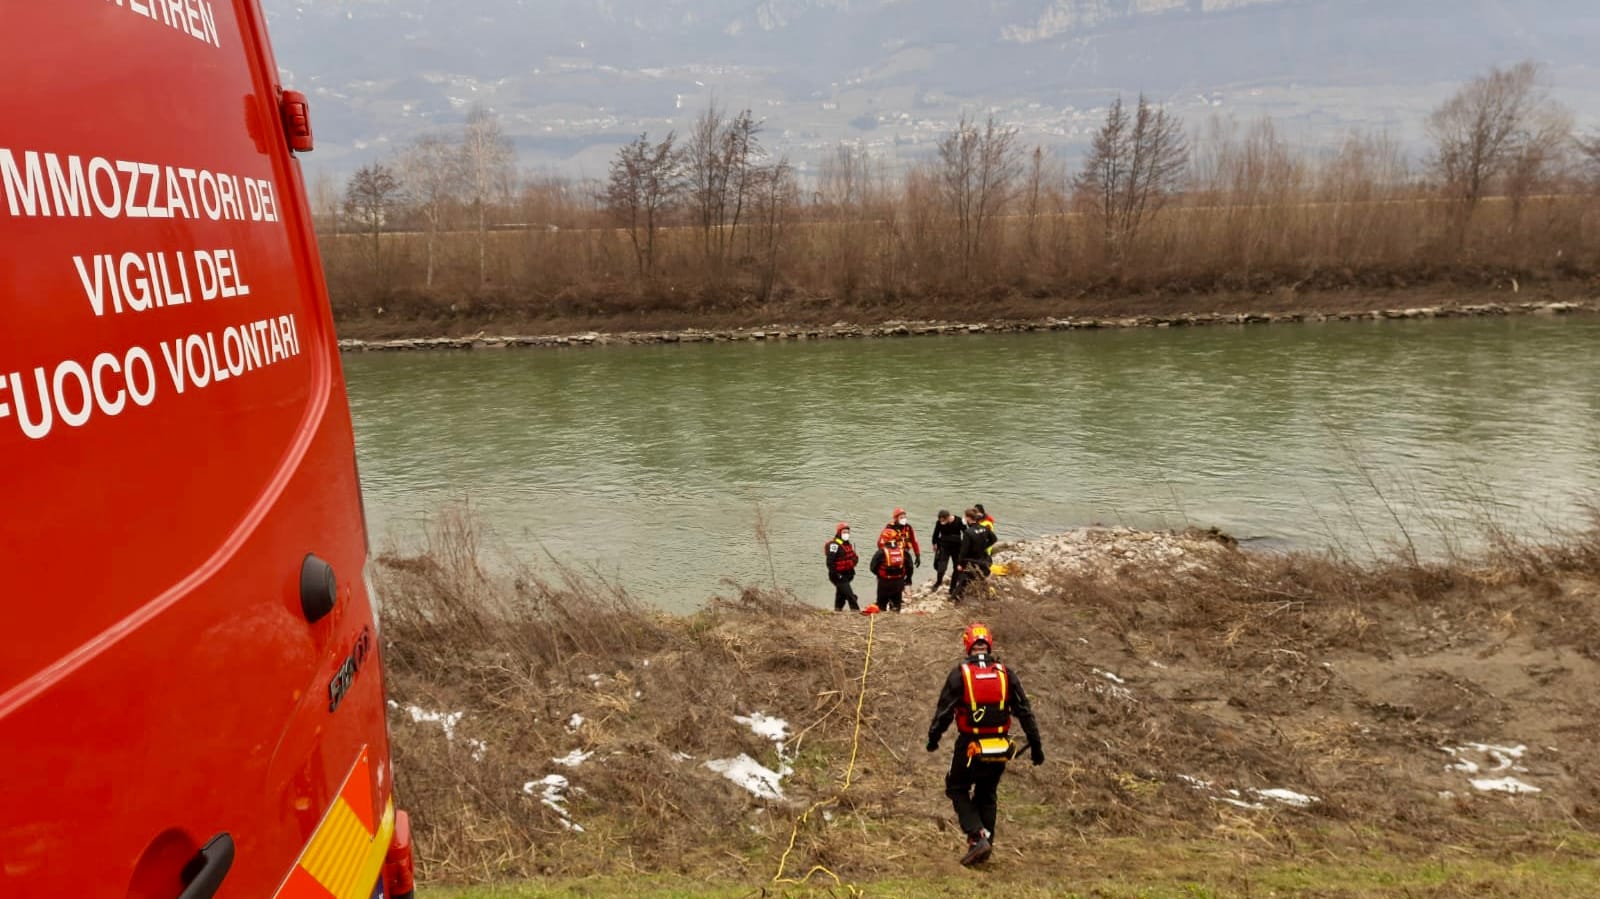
[957,661,1009,736]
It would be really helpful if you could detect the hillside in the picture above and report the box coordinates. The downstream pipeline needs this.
[262,0,1600,174]
[378,512,1600,894]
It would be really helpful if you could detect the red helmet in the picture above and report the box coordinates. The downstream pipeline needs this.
[892,507,907,519]
[962,622,993,654]
[878,527,899,547]
[836,521,850,534]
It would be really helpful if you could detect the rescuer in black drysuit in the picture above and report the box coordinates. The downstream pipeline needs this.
[950,507,998,601]
[926,622,1044,866]
[929,509,965,591]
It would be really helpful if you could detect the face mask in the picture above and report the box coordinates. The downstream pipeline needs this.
[897,517,907,526]
[840,532,850,541]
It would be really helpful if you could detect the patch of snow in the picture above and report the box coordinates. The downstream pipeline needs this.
[670,751,693,762]
[705,753,790,801]
[523,774,586,831]
[404,706,463,739]
[1149,660,1169,669]
[1094,668,1127,685]
[1253,788,1319,808]
[552,749,594,767]
[586,674,603,686]
[735,712,791,746]
[1472,777,1541,795]
[1218,797,1266,810]
[1444,743,1530,777]
[567,713,585,731]
[402,705,484,758]
[1182,776,1318,809]
[1087,678,1137,703]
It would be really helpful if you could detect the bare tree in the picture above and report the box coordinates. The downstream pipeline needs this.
[1075,95,1189,262]
[1427,61,1571,216]
[460,104,517,285]
[1022,145,1051,261]
[819,143,869,212]
[750,158,798,300]
[937,113,1022,279]
[684,101,763,271]
[817,144,877,294]
[1504,106,1573,220]
[398,132,465,289]
[603,132,681,277]
[309,169,342,234]
[342,162,404,287]
[1580,133,1600,189]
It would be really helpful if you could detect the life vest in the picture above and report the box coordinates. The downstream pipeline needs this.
[881,522,919,554]
[827,538,858,573]
[956,660,1010,736]
[880,544,906,579]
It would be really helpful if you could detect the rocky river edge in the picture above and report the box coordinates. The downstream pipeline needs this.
[337,299,1595,352]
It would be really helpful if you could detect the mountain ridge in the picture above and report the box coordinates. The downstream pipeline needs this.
[260,0,1600,178]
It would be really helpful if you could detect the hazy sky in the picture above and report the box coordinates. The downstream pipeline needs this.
[261,0,1600,178]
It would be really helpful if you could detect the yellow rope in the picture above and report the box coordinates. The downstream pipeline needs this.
[769,612,876,895]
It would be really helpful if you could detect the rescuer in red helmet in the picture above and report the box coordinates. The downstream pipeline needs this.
[825,522,860,612]
[878,507,921,587]
[926,622,1044,866]
[868,535,911,613]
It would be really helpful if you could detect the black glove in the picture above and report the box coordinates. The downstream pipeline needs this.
[926,738,939,752]
[1030,746,1045,766]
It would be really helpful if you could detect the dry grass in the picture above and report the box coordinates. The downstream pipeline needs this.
[319,175,1600,340]
[379,506,1600,889]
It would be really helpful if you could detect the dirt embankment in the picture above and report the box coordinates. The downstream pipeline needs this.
[335,281,1598,348]
[379,511,1600,892]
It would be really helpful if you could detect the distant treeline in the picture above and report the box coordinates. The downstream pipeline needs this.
[316,61,1600,336]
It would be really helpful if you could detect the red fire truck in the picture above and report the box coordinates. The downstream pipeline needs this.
[0,2,414,896]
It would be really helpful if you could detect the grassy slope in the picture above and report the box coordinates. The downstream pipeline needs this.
[382,513,1600,897]
[419,831,1600,897]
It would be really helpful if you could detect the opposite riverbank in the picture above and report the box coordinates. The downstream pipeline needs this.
[337,290,1597,351]
[379,511,1600,894]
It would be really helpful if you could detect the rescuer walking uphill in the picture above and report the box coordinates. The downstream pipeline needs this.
[825,522,860,612]
[927,623,1044,866]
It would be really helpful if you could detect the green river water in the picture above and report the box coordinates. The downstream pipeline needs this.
[345,316,1600,610]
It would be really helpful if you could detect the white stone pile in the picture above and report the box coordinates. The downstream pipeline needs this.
[993,527,1235,593]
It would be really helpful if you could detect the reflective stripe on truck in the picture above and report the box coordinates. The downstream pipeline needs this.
[275,746,397,899]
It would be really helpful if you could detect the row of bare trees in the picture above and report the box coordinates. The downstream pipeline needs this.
[602,103,799,294]
[318,62,1600,326]
[331,105,516,289]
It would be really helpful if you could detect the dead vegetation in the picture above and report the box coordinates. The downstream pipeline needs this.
[319,64,1600,341]
[378,507,1600,889]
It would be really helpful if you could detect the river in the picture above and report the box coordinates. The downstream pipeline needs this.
[345,316,1600,610]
